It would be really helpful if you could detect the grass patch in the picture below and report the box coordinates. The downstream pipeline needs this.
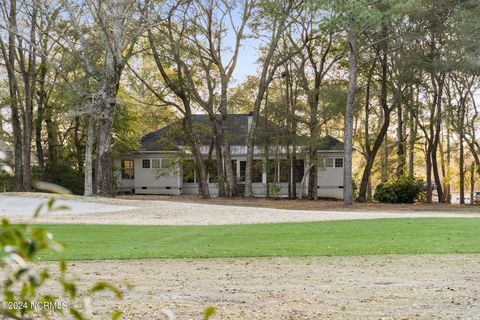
[36,218,480,260]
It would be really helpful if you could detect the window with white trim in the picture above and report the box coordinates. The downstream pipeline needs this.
[142,159,151,168]
[325,158,334,168]
[335,158,343,168]
[151,159,161,168]
[121,160,134,179]
[293,160,304,182]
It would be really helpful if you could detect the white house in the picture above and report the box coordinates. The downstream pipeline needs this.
[116,114,345,199]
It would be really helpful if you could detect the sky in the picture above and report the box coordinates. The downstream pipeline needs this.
[231,40,259,83]
[214,4,262,84]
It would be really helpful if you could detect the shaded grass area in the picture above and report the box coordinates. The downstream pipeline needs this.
[37,218,480,261]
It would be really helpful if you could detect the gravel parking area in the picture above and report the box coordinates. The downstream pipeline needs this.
[0,194,134,216]
[1,193,479,225]
[33,254,480,319]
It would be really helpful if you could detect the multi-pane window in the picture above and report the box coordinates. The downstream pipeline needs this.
[121,160,134,179]
[231,160,237,182]
[252,160,263,183]
[238,160,262,183]
[293,160,304,182]
[151,159,161,168]
[239,161,246,182]
[142,159,151,168]
[279,160,289,182]
[325,158,334,168]
[278,160,305,182]
[143,158,175,170]
[335,158,344,168]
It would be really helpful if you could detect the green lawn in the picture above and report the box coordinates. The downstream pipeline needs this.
[36,218,480,261]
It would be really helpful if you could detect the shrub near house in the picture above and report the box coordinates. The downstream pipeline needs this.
[374,176,425,203]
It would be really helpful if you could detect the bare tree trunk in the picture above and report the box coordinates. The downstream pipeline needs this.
[223,146,235,196]
[367,179,373,200]
[470,162,475,205]
[358,51,390,202]
[465,139,480,186]
[343,28,357,206]
[94,50,123,196]
[408,98,417,178]
[245,87,266,197]
[381,131,388,182]
[45,103,57,174]
[357,61,375,202]
[291,140,297,199]
[426,146,433,203]
[439,138,447,202]
[183,114,210,199]
[301,164,315,199]
[445,116,451,203]
[306,82,320,200]
[94,91,116,196]
[213,138,225,197]
[358,118,391,202]
[286,142,292,198]
[459,132,465,205]
[74,116,84,174]
[35,69,46,173]
[22,90,33,191]
[431,75,445,203]
[35,116,44,174]
[84,115,95,196]
[396,103,405,177]
[19,5,38,191]
[0,0,23,190]
[459,96,466,204]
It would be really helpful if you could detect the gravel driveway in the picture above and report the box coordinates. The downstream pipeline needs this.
[1,193,479,225]
[32,254,480,319]
[0,195,134,217]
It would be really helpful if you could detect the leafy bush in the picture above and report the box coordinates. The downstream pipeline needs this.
[43,164,84,195]
[234,183,245,197]
[374,175,425,203]
[0,170,13,192]
[268,182,281,199]
[0,164,83,194]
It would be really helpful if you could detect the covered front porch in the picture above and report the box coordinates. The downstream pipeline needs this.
[117,151,344,199]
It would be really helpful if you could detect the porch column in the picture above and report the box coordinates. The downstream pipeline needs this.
[305,153,310,197]
[237,159,241,180]
[176,159,182,195]
[262,159,267,184]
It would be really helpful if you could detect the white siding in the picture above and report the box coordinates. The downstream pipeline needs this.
[316,152,344,199]
[134,157,181,195]
[117,150,344,199]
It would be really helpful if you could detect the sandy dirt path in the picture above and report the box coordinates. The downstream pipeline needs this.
[1,194,479,225]
[30,254,480,319]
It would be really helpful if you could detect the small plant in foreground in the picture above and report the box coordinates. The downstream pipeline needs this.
[0,151,123,319]
[0,201,124,320]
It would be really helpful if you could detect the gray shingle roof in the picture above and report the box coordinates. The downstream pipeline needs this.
[140,114,344,152]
